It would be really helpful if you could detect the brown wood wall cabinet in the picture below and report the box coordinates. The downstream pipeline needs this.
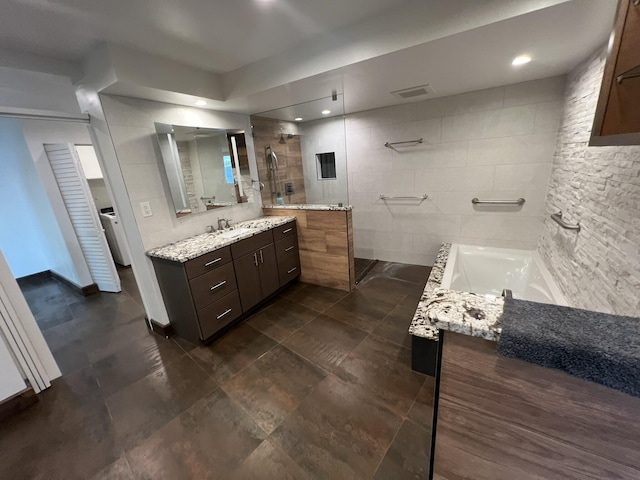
[591,0,640,145]
[151,220,300,344]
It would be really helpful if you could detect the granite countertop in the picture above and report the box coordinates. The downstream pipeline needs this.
[263,204,353,211]
[146,216,296,263]
[409,243,504,342]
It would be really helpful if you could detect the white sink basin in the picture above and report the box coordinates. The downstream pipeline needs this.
[217,227,252,239]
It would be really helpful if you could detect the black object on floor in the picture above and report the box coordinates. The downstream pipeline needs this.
[354,258,378,285]
[497,298,640,397]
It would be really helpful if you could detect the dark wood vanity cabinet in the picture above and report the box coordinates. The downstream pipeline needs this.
[233,236,279,311]
[152,246,242,344]
[150,220,300,344]
[274,233,301,287]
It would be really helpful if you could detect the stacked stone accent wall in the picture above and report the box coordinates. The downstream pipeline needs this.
[538,48,640,316]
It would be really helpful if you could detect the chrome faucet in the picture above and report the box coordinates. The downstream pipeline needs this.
[217,217,231,230]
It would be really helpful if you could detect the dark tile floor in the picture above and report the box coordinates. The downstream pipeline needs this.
[2,262,435,479]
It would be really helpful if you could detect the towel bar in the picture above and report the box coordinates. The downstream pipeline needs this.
[384,138,423,148]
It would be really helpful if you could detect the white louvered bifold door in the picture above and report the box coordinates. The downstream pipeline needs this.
[44,143,121,293]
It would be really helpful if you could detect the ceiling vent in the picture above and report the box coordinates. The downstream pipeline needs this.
[391,84,434,100]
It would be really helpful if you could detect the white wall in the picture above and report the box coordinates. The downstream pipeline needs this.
[0,118,92,286]
[299,116,348,205]
[87,178,112,211]
[347,75,565,266]
[19,120,95,287]
[538,49,640,316]
[0,66,81,113]
[0,119,51,277]
[0,65,94,286]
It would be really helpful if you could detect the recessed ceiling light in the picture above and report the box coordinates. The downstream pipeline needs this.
[294,117,303,121]
[512,55,531,66]
[321,109,331,115]
[195,100,207,106]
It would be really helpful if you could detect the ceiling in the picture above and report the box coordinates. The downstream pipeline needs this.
[0,0,618,117]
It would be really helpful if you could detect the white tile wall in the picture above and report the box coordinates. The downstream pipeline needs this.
[347,75,565,265]
[299,117,349,204]
[538,50,640,316]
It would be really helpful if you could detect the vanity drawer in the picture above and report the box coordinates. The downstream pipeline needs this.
[231,230,273,258]
[275,235,299,264]
[272,221,296,241]
[277,255,301,287]
[185,246,232,279]
[197,290,242,340]
[189,262,237,309]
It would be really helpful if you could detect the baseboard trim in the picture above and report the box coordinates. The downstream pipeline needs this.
[147,317,174,338]
[50,271,98,297]
[0,388,39,423]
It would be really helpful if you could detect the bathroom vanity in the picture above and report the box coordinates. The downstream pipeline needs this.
[147,217,300,344]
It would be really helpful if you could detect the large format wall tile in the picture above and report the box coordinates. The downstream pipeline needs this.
[347,76,565,265]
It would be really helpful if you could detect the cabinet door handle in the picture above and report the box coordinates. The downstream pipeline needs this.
[205,257,222,267]
[287,267,297,274]
[259,249,264,264]
[284,245,295,252]
[282,228,293,234]
[216,308,232,320]
[253,252,258,266]
[209,280,227,291]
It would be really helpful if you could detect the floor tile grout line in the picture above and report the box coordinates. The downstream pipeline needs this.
[192,324,283,388]
[101,351,190,403]
[110,371,219,454]
[403,375,430,422]
[275,343,335,378]
[257,310,319,346]
[217,383,270,439]
[371,415,406,478]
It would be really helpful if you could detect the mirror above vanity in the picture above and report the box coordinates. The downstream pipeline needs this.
[155,123,254,218]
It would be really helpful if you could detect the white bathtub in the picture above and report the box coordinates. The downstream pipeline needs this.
[441,244,567,306]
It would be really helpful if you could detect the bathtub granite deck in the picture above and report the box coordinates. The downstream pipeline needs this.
[409,243,504,342]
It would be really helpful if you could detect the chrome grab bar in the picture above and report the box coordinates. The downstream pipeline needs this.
[471,198,525,206]
[384,138,423,148]
[550,211,580,231]
[379,194,428,201]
